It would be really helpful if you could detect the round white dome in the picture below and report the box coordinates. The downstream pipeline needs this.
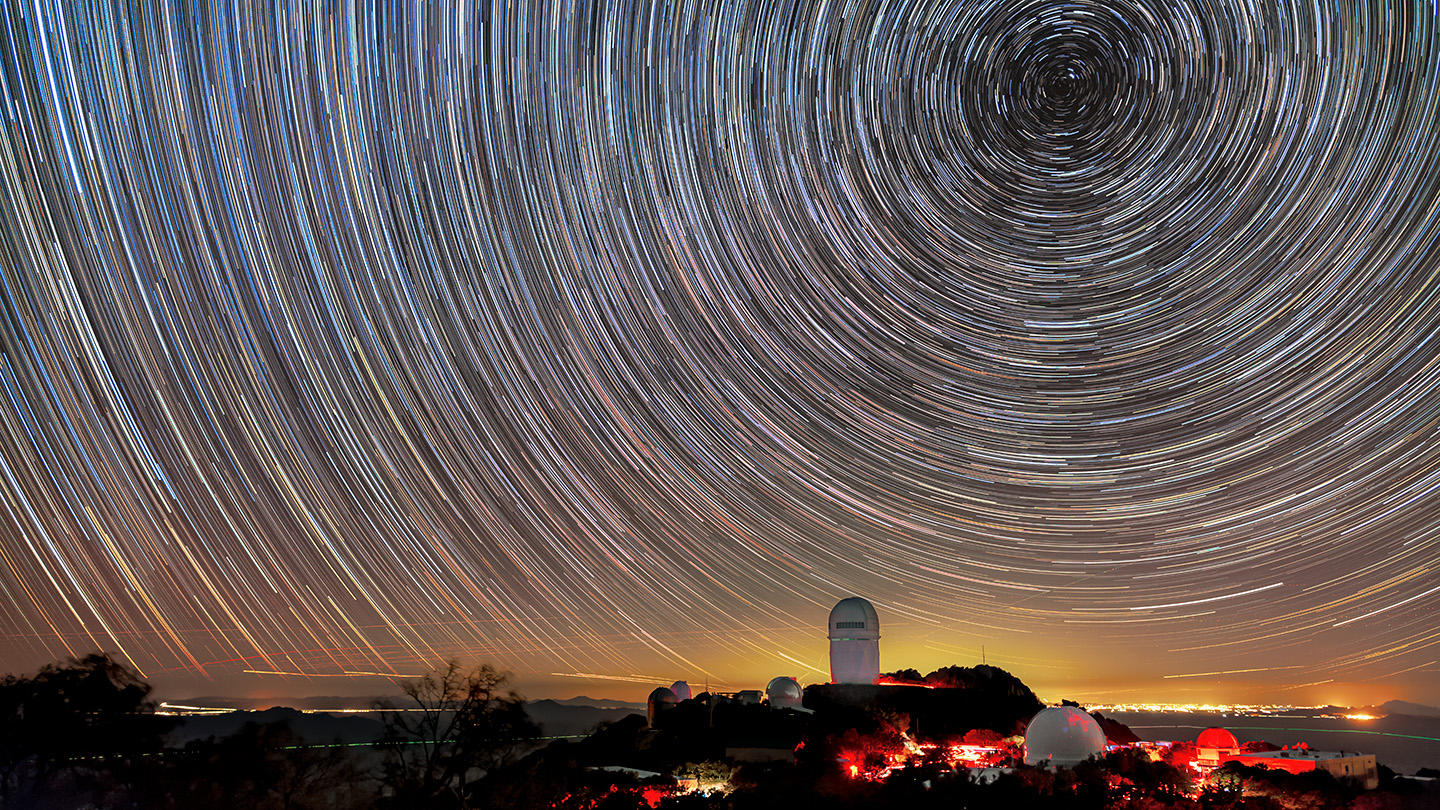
[669,681,692,701]
[828,597,880,641]
[766,676,802,709]
[1023,707,1107,767]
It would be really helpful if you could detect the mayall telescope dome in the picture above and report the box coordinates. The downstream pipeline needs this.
[828,597,880,684]
[1023,706,1107,767]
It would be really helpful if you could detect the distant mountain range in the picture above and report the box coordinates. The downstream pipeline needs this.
[526,699,641,736]
[170,694,645,712]
[168,695,395,712]
[548,695,646,710]
[167,696,645,744]
[168,706,385,746]
[1365,700,1440,719]
[164,694,1440,748]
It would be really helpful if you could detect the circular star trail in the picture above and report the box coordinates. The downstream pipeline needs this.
[1,0,1438,700]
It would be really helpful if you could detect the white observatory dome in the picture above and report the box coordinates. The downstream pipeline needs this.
[766,676,803,710]
[669,681,692,701]
[828,597,881,641]
[828,596,881,684]
[1023,707,1107,767]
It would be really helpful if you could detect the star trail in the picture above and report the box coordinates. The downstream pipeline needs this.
[1,0,1438,704]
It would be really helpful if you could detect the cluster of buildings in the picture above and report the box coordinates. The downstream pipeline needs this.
[1193,726,1379,789]
[1014,708,1380,789]
[645,595,879,724]
[643,596,1382,790]
[645,676,804,724]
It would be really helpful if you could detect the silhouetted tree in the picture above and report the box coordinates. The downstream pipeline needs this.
[176,720,367,810]
[0,652,174,809]
[1164,741,1198,771]
[1205,761,1355,810]
[375,660,539,809]
[1101,747,1194,802]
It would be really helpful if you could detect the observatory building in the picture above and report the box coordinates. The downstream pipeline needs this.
[1195,726,1241,769]
[828,596,881,684]
[647,686,677,726]
[766,676,803,710]
[1224,747,1378,789]
[1191,727,1378,788]
[669,680,692,701]
[1023,706,1107,767]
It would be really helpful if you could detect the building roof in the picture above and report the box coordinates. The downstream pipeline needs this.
[647,686,678,721]
[828,597,880,640]
[1197,727,1239,748]
[766,676,802,700]
[1237,749,1370,761]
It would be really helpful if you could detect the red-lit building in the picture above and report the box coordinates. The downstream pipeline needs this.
[1194,726,1242,770]
[1225,748,1379,790]
[1189,727,1378,790]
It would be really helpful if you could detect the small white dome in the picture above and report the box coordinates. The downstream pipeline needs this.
[828,597,880,641]
[1023,707,1107,767]
[669,681,692,701]
[766,676,802,709]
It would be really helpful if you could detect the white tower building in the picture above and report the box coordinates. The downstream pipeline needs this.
[828,596,880,684]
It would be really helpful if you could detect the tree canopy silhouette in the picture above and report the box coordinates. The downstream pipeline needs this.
[0,652,174,808]
[374,660,539,809]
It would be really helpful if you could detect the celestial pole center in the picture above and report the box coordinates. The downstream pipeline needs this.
[0,0,1437,703]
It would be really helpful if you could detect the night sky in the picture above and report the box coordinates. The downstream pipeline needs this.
[1,0,1438,707]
